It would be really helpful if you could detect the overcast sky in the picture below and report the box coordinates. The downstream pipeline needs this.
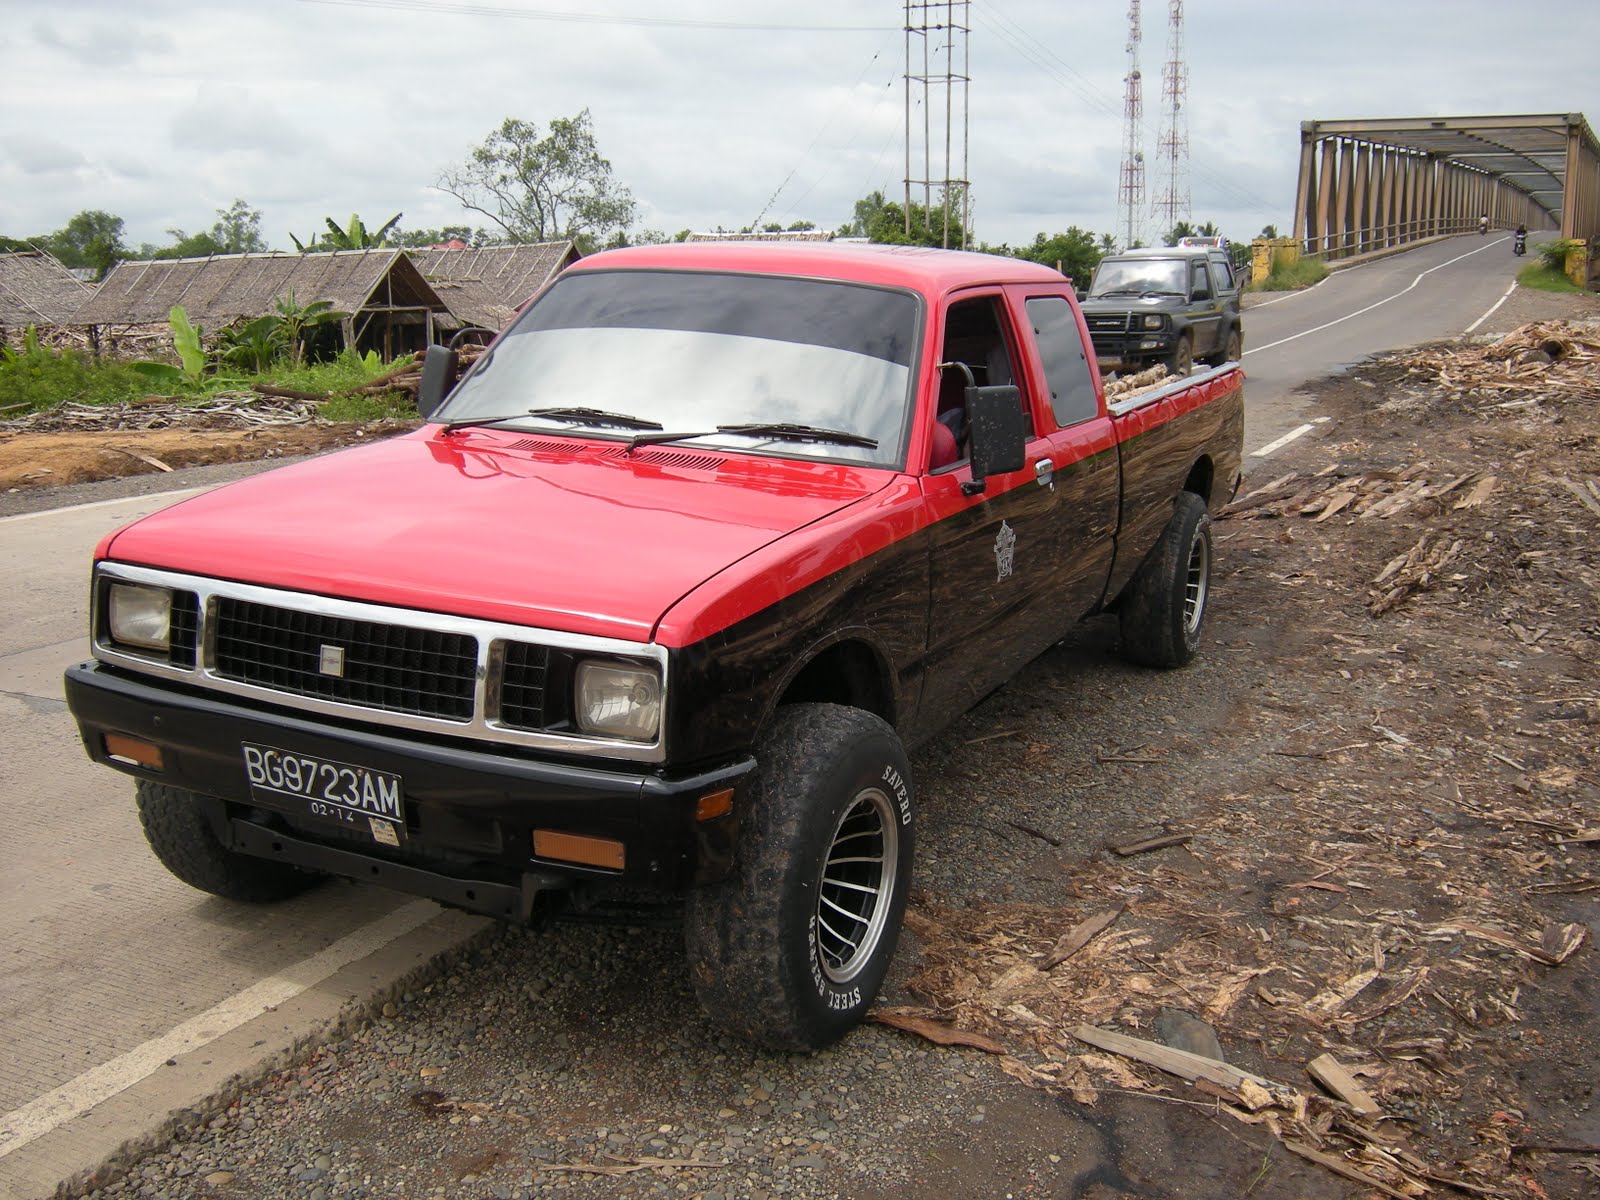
[3,0,1596,253]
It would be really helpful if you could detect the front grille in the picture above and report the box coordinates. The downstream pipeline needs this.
[213,598,478,720]
[169,591,200,668]
[498,642,551,729]
[1086,313,1130,333]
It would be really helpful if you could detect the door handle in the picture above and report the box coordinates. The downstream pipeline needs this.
[1034,458,1055,489]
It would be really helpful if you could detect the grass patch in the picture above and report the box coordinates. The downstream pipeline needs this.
[1517,262,1582,294]
[318,392,417,423]
[0,335,418,419]
[0,335,151,415]
[1248,257,1329,292]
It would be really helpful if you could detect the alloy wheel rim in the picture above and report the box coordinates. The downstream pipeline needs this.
[814,786,898,985]
[1183,530,1210,634]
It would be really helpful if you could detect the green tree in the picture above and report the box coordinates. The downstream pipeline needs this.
[38,210,126,279]
[1007,227,1105,282]
[272,290,348,367]
[840,189,966,248]
[145,200,268,260]
[1162,220,1198,247]
[437,110,637,251]
[395,224,477,248]
[1259,224,1280,239]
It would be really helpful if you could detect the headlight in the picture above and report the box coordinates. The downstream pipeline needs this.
[1142,314,1165,330]
[107,583,172,651]
[574,661,662,741]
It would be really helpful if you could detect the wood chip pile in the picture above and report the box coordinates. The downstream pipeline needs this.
[1370,319,1600,415]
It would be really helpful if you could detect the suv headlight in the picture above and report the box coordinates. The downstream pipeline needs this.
[575,661,662,741]
[1141,314,1166,330]
[107,583,173,651]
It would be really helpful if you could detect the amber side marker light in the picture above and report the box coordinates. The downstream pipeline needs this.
[104,733,164,770]
[695,788,734,822]
[532,830,626,871]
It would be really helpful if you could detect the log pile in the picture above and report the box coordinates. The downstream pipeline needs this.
[355,343,488,402]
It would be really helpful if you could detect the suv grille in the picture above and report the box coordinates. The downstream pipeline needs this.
[213,598,478,720]
[1085,313,1130,333]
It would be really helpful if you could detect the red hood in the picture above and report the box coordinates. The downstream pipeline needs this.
[102,430,893,642]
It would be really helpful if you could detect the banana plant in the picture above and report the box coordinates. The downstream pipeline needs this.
[216,314,287,374]
[273,290,348,367]
[169,306,208,380]
[289,212,402,251]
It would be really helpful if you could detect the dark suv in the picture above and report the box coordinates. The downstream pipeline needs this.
[1078,246,1243,375]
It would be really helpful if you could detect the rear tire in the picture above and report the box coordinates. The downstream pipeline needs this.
[684,704,914,1051]
[1204,328,1243,366]
[1118,492,1213,668]
[136,781,322,902]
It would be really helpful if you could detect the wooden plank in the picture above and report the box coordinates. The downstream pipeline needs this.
[1068,1024,1288,1108]
[1041,906,1124,970]
[1306,1053,1382,1113]
[1281,1140,1414,1199]
[1109,833,1192,857]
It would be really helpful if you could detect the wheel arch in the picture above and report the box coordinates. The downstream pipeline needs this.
[1182,456,1215,506]
[770,632,897,731]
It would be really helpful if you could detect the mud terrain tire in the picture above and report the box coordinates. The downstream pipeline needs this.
[1204,327,1243,367]
[1165,333,1194,376]
[684,703,915,1051]
[1118,491,1212,668]
[136,781,321,902]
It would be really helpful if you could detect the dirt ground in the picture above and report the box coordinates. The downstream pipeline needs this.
[24,299,1600,1200]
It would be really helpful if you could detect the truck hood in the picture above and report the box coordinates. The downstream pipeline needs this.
[102,430,895,643]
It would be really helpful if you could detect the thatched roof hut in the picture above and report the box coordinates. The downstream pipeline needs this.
[70,250,451,360]
[408,242,578,331]
[0,250,97,333]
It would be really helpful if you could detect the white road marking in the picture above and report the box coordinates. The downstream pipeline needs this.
[1243,238,1511,356]
[0,899,439,1160]
[0,486,210,524]
[1465,282,1518,334]
[1250,424,1318,458]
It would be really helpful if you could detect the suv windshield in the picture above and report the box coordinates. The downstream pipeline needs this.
[1088,258,1188,298]
[434,270,920,468]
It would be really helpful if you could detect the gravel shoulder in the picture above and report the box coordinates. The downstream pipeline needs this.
[29,292,1600,1200]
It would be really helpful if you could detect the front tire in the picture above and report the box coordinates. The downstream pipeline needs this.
[1166,334,1194,377]
[1118,492,1213,668]
[684,704,915,1051]
[1204,328,1242,366]
[136,781,322,902]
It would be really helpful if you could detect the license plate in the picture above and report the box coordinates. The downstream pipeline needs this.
[242,742,405,846]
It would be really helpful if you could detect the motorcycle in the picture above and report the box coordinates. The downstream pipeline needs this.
[1513,231,1527,256]
[1479,217,1489,235]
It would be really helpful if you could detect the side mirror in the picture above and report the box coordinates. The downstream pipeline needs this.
[963,385,1027,496]
[416,345,459,420]
[1076,289,1088,302]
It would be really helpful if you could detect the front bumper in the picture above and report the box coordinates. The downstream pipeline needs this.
[1089,331,1176,369]
[65,662,751,918]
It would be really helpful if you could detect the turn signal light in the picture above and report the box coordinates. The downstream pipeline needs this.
[695,788,734,822]
[532,830,625,871]
[104,733,164,770]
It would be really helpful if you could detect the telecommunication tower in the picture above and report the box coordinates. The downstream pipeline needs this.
[1117,1,1145,249]
[903,0,970,248]
[1152,0,1190,235]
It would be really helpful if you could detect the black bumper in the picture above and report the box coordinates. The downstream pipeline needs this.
[65,662,752,916]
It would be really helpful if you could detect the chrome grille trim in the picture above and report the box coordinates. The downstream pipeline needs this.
[90,563,668,763]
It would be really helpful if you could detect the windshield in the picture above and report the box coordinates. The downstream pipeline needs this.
[434,270,921,468]
[1088,258,1188,298]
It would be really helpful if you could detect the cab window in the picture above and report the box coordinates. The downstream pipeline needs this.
[931,296,1031,471]
[1025,297,1100,427]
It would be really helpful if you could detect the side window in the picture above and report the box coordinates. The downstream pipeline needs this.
[1210,259,1234,293]
[937,296,1033,464]
[1191,262,1212,299]
[1025,297,1100,427]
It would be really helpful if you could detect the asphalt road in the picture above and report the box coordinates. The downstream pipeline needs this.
[0,235,1535,1197]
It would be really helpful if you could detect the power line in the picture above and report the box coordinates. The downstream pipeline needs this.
[297,0,895,33]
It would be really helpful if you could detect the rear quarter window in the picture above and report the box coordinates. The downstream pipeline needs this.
[1025,297,1099,427]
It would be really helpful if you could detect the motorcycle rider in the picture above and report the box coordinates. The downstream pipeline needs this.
[1514,223,1528,256]
[1479,213,1489,235]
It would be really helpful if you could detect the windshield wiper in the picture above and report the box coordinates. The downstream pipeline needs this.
[439,413,534,435]
[1092,288,1141,297]
[524,406,664,431]
[623,423,878,452]
[716,422,878,449]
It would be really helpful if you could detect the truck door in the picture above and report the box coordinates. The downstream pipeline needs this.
[1015,291,1120,617]
[1187,259,1222,356]
[919,292,1068,733]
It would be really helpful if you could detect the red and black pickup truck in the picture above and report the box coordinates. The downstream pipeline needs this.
[65,242,1243,1050]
